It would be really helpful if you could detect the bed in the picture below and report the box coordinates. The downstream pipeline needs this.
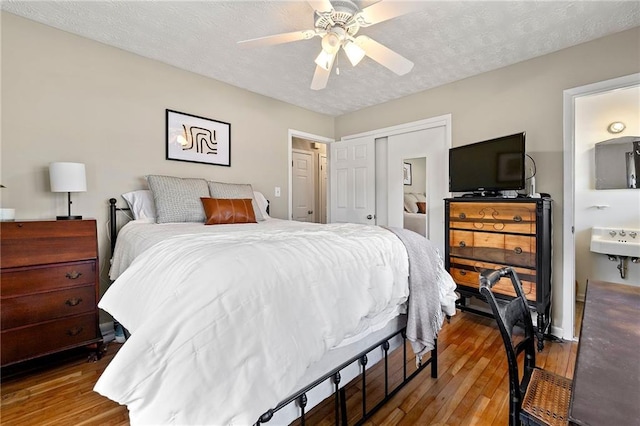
[94,175,457,425]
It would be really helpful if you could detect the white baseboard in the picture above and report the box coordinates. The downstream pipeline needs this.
[550,324,564,340]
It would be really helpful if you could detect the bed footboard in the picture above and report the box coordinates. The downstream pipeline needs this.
[256,328,437,426]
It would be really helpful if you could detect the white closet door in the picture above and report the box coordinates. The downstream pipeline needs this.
[329,136,376,224]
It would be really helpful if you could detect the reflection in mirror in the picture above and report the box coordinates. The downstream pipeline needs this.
[402,157,427,237]
[595,136,640,189]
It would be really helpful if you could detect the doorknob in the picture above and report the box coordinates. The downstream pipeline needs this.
[308,210,313,214]
[367,215,373,220]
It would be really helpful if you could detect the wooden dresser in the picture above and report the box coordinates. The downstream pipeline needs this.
[1,219,102,367]
[445,198,552,350]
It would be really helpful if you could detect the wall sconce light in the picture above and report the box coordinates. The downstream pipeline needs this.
[49,162,87,220]
[607,121,626,134]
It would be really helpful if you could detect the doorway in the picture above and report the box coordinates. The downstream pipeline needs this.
[288,130,333,222]
[292,149,315,222]
[562,73,640,340]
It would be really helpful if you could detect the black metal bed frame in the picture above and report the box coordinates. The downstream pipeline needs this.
[256,331,437,426]
[107,197,438,426]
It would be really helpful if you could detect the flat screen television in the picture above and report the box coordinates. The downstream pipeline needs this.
[449,132,526,194]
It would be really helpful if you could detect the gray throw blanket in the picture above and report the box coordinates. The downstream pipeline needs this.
[385,227,447,359]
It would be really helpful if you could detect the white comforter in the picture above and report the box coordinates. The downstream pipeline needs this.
[97,221,424,425]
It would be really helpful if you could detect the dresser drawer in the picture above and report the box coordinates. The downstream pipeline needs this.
[450,230,536,254]
[1,313,99,366]
[1,285,96,330]
[1,260,96,297]
[449,202,535,234]
[450,257,536,301]
[0,220,97,268]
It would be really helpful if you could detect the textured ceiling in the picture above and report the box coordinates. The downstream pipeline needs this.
[3,1,639,116]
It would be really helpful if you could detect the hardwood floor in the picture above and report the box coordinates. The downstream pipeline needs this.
[1,311,576,425]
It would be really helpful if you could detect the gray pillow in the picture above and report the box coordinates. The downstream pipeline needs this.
[147,175,209,223]
[207,181,264,221]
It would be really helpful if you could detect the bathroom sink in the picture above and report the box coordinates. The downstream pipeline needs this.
[590,227,640,258]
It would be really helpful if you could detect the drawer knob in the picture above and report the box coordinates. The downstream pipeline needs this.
[66,327,84,337]
[513,215,522,222]
[514,247,523,254]
[458,213,466,219]
[66,271,82,280]
[459,270,467,276]
[459,241,466,248]
[65,298,83,307]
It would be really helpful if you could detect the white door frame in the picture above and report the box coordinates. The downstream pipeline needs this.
[288,129,334,221]
[561,73,640,341]
[341,115,451,142]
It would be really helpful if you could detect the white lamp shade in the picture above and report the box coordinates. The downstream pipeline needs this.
[49,162,87,192]
[344,41,366,67]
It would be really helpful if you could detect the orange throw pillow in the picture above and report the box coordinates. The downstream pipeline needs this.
[416,201,426,214]
[201,198,257,225]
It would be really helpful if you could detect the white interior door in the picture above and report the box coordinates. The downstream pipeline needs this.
[292,149,315,222]
[319,154,327,224]
[330,136,376,224]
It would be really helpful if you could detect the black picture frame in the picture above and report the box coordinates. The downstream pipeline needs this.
[403,162,412,185]
[166,109,231,167]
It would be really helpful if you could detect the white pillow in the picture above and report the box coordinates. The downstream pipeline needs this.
[404,193,419,213]
[122,190,157,220]
[253,191,270,218]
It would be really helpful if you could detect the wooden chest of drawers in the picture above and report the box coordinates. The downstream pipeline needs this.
[1,219,102,366]
[445,198,552,350]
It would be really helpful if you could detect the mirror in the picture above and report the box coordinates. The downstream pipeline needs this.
[402,157,427,237]
[595,136,640,189]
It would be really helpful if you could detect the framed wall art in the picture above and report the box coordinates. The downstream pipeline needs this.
[403,162,412,185]
[166,109,231,167]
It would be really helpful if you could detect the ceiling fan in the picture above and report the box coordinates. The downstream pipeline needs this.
[238,0,421,90]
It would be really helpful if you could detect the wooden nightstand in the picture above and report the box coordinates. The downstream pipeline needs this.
[1,219,102,367]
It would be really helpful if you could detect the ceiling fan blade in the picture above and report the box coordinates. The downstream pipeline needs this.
[358,1,425,27]
[307,0,333,13]
[311,51,336,90]
[355,36,414,75]
[238,30,316,48]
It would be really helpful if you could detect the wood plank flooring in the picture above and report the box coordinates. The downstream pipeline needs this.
[1,311,576,425]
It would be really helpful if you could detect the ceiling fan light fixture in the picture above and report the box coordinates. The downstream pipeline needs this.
[343,40,365,66]
[315,49,334,71]
[321,29,343,54]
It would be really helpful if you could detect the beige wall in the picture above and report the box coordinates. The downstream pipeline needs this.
[335,27,640,334]
[0,13,334,296]
[2,11,639,330]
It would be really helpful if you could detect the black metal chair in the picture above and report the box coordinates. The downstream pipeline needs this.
[479,267,572,426]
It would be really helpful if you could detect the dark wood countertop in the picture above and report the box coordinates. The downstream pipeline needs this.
[569,280,640,426]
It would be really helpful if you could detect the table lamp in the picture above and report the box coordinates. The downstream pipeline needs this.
[49,162,86,220]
